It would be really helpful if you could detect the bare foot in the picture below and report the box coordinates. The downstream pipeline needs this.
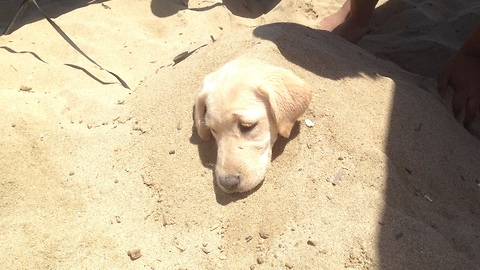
[320,8,350,32]
[320,0,375,43]
[330,17,370,43]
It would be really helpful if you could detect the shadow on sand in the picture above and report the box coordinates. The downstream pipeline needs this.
[251,15,479,269]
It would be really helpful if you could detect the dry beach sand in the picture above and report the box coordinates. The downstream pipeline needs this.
[1,0,479,269]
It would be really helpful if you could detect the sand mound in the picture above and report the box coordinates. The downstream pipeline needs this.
[1,0,479,269]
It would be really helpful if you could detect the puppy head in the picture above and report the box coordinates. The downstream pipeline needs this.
[195,59,312,193]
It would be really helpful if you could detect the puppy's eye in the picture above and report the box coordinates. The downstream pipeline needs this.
[239,122,258,133]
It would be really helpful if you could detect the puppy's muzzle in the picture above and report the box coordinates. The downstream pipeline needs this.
[218,174,241,191]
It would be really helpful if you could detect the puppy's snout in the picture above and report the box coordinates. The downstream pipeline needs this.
[219,175,241,190]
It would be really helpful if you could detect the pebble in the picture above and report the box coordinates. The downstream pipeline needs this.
[307,239,317,246]
[259,230,270,239]
[423,194,433,202]
[127,249,142,260]
[256,256,265,264]
[332,168,343,186]
[20,85,32,92]
[201,247,211,254]
[305,119,315,127]
[285,262,294,269]
[69,171,75,176]
[162,214,174,226]
[115,216,122,223]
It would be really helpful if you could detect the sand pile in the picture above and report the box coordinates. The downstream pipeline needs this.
[1,0,479,269]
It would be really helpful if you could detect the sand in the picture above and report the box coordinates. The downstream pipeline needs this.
[1,0,479,269]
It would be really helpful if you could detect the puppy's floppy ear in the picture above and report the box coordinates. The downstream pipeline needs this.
[257,66,312,138]
[194,82,212,141]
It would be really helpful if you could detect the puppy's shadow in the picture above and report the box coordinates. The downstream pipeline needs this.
[213,180,264,205]
[189,106,217,168]
[271,121,301,161]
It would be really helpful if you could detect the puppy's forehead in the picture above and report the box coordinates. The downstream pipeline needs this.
[205,85,268,125]
[205,73,261,104]
[206,88,266,115]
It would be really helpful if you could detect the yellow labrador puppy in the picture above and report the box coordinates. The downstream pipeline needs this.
[195,58,312,193]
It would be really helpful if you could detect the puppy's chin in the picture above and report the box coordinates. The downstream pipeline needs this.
[215,161,270,194]
[216,176,266,194]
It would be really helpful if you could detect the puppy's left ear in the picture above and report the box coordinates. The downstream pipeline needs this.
[194,84,212,141]
[257,67,312,138]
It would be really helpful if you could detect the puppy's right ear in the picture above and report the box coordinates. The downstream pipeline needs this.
[257,66,312,138]
[194,84,212,141]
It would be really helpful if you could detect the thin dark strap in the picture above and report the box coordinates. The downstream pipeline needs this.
[5,0,130,89]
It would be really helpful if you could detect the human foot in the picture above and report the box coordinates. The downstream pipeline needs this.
[330,16,370,43]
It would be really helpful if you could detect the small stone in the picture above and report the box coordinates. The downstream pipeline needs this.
[285,262,294,269]
[201,247,211,254]
[127,249,142,260]
[115,216,122,223]
[305,119,315,127]
[259,231,270,239]
[163,214,170,226]
[307,239,317,246]
[423,194,433,202]
[169,150,176,155]
[256,256,265,264]
[69,171,75,176]
[332,168,343,186]
[20,85,32,92]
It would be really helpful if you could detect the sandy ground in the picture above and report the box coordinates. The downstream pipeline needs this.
[1,0,479,269]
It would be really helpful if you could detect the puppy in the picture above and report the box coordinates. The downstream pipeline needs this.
[195,58,312,193]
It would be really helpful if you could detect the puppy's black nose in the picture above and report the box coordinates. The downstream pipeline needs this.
[219,175,240,190]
